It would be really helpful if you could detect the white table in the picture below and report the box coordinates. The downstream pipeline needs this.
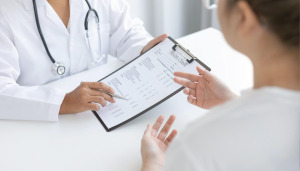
[0,28,253,171]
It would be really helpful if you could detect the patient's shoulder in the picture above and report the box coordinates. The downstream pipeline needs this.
[166,87,299,170]
[181,87,300,145]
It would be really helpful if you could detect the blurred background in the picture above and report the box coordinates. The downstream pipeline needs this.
[127,0,219,38]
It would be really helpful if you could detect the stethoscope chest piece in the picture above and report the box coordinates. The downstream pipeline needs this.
[52,62,66,75]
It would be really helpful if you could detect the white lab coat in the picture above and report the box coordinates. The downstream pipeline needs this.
[0,0,152,121]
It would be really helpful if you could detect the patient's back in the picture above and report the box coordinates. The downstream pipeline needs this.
[164,87,300,171]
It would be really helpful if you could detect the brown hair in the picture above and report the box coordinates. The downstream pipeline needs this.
[228,0,299,49]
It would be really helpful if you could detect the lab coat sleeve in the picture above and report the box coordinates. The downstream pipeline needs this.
[108,0,153,62]
[0,9,66,121]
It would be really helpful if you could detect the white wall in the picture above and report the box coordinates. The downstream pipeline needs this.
[127,0,219,39]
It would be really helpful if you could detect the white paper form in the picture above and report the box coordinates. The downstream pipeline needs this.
[94,38,209,131]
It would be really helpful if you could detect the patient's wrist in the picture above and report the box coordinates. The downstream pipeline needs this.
[141,161,164,171]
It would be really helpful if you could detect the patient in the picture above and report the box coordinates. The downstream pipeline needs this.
[140,0,299,170]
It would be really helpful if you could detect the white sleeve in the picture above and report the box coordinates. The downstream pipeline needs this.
[163,139,201,171]
[108,0,152,62]
[0,9,66,121]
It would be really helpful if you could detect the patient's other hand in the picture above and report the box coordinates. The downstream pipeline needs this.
[174,66,237,109]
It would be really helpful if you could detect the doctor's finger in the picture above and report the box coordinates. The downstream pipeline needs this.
[174,71,200,82]
[90,90,116,103]
[142,34,168,53]
[150,34,168,45]
[88,103,100,111]
[85,82,115,94]
[89,96,107,107]
[174,77,197,89]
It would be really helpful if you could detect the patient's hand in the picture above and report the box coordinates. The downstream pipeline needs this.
[174,66,238,109]
[141,115,177,171]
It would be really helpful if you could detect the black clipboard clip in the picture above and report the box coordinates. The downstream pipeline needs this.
[172,44,196,64]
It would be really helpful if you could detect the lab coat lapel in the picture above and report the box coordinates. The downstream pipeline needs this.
[44,1,70,36]
[69,0,86,36]
[21,0,46,10]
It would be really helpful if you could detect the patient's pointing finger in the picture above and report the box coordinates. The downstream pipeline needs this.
[174,72,200,82]
[174,77,197,89]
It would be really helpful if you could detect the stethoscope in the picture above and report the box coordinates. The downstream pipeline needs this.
[32,0,104,76]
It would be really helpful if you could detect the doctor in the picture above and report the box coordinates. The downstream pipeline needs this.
[0,0,167,121]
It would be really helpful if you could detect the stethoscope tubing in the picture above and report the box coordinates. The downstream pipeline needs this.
[32,0,56,64]
[32,0,103,75]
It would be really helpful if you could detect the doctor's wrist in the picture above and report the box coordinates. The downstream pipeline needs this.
[59,93,70,114]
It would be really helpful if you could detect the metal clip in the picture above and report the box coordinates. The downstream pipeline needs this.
[172,44,196,64]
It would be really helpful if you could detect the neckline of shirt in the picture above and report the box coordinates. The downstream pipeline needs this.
[241,86,300,100]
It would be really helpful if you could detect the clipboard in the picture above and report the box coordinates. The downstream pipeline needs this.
[93,37,211,132]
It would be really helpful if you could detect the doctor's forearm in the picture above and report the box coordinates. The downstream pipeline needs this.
[0,84,66,121]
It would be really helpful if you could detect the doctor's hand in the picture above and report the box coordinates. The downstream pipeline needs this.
[141,115,177,171]
[59,82,116,114]
[141,34,168,54]
[174,66,238,109]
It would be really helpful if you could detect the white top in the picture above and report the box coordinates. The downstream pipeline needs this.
[164,87,300,171]
[0,0,151,121]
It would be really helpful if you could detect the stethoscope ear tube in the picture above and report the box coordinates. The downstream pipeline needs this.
[32,0,56,64]
[84,0,104,68]
[33,0,67,76]
[84,9,100,30]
